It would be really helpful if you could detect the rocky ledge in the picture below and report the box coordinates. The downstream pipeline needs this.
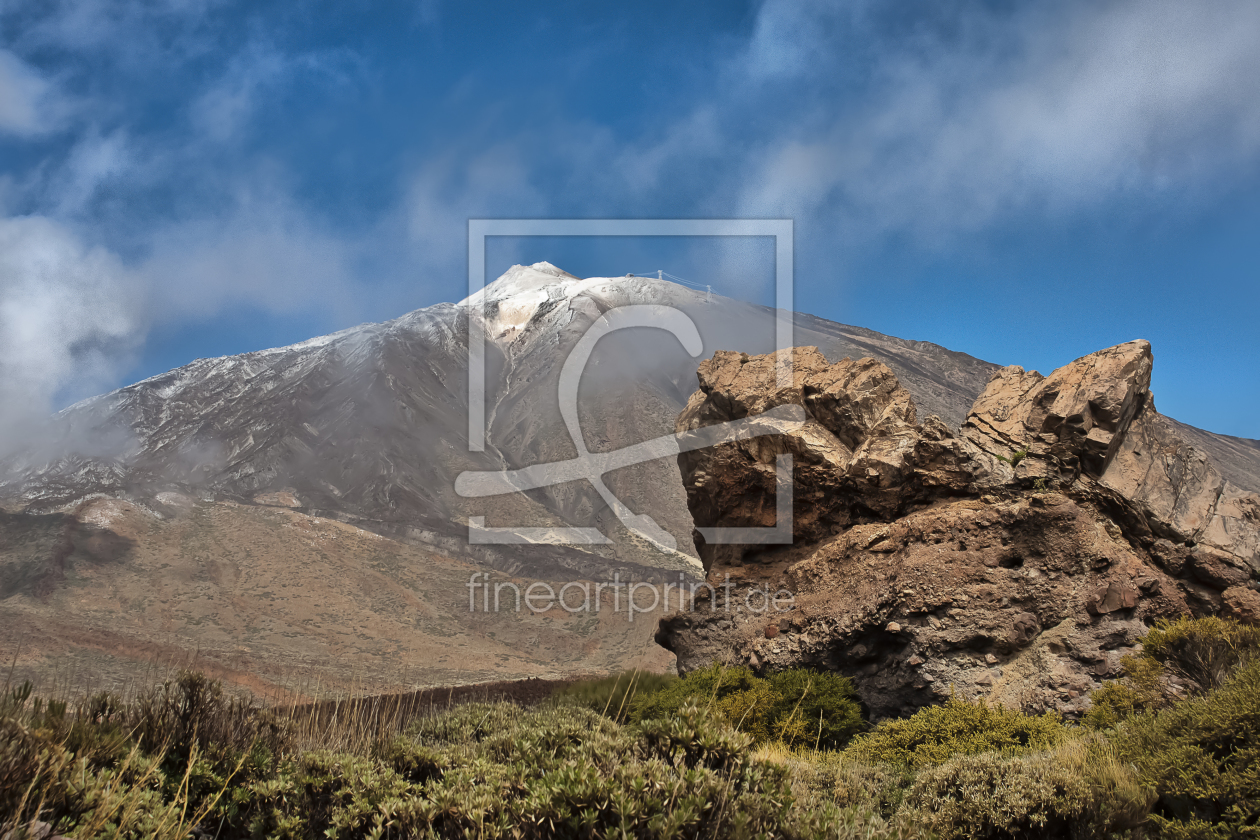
[656,341,1260,719]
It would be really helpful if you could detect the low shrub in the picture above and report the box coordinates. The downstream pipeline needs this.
[10,655,1257,839]
[844,698,1066,768]
[1141,615,1260,692]
[628,662,763,723]
[236,700,808,839]
[130,670,290,767]
[755,743,915,817]
[1114,657,1260,839]
[765,669,865,750]
[1084,654,1170,729]
[897,735,1152,840]
[628,663,865,750]
[1085,615,1260,730]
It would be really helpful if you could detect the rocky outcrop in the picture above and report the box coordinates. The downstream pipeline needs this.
[658,341,1260,719]
[675,348,987,571]
[962,340,1152,481]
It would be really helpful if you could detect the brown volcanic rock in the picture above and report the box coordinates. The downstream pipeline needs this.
[659,340,1259,719]
[961,340,1259,574]
[1222,586,1260,625]
[1101,409,1260,575]
[963,340,1153,482]
[676,349,986,572]
[660,492,1189,718]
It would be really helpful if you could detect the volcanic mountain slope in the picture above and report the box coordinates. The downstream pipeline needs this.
[658,341,1260,719]
[0,262,1003,578]
[0,493,675,694]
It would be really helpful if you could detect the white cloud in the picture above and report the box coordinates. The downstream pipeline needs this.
[49,129,134,215]
[190,50,289,144]
[0,48,60,135]
[190,41,352,144]
[138,181,362,321]
[732,0,1260,244]
[406,145,548,271]
[0,215,144,452]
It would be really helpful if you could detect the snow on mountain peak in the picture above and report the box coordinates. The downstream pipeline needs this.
[460,263,709,349]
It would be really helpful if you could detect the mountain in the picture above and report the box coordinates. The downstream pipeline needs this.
[0,263,1003,577]
[2,262,1257,692]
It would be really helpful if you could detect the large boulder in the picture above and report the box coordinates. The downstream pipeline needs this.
[676,348,984,571]
[659,492,1188,719]
[659,341,1259,719]
[962,340,1152,481]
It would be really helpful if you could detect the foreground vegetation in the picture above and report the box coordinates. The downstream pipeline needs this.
[1,616,1256,838]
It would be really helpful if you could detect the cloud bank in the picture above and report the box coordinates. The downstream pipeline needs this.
[0,215,142,451]
[729,0,1260,241]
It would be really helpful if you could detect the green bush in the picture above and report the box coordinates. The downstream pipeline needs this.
[628,663,865,750]
[629,663,763,723]
[1084,654,1169,729]
[556,670,677,722]
[844,698,1066,768]
[1141,615,1260,692]
[1114,658,1260,839]
[758,744,915,817]
[897,736,1152,840]
[236,700,808,839]
[765,669,865,750]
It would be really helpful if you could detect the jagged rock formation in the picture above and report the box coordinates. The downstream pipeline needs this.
[658,341,1260,719]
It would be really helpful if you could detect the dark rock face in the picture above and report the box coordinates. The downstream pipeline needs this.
[659,341,1260,719]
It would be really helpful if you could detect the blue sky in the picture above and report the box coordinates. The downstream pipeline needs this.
[0,0,1257,442]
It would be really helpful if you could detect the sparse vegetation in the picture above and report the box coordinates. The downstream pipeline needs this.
[995,448,1029,468]
[2,620,1257,839]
